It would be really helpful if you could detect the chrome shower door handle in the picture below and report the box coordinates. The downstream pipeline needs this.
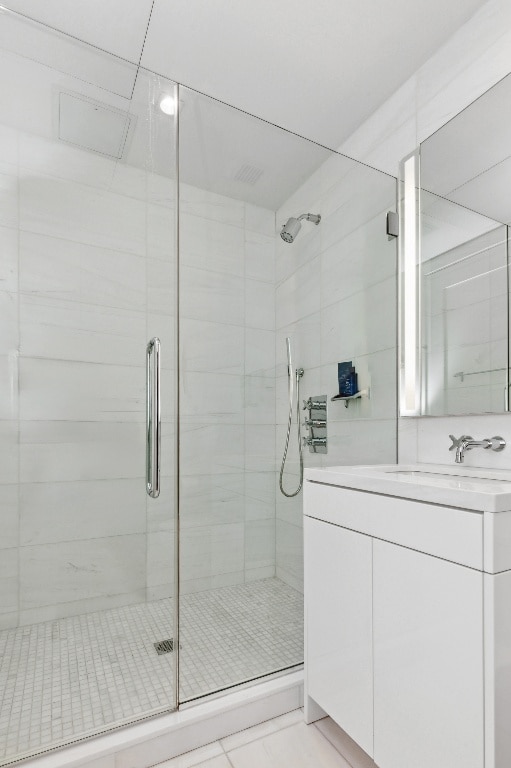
[146,337,161,498]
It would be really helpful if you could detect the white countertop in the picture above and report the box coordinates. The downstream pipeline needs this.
[304,464,511,512]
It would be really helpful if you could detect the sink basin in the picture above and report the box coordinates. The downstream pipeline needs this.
[304,463,511,512]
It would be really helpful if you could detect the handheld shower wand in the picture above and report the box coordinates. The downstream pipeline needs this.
[279,338,304,497]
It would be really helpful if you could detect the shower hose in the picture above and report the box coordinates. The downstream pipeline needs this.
[279,342,304,498]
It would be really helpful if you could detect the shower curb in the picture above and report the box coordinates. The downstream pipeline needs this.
[16,671,304,768]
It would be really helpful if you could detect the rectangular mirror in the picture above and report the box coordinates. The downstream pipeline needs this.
[399,73,511,416]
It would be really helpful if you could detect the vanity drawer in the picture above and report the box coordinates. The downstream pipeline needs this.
[304,480,483,570]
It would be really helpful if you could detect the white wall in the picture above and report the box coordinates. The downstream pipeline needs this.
[275,153,397,591]
[178,188,277,594]
[337,0,511,469]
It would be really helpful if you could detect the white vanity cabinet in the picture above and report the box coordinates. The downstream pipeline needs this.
[304,464,511,768]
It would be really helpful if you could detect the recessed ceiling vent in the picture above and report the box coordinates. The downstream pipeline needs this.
[58,92,133,159]
[233,164,264,185]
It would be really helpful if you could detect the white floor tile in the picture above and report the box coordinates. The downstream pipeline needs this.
[226,721,352,768]
[154,741,224,768]
[219,709,303,752]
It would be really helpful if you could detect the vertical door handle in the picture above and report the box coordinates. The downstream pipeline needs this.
[146,338,161,498]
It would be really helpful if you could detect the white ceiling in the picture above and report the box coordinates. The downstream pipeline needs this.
[2,0,489,150]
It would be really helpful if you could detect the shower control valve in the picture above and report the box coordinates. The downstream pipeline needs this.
[303,398,327,411]
[304,418,326,428]
[303,437,327,447]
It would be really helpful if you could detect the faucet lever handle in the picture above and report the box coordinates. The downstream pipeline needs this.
[449,434,462,451]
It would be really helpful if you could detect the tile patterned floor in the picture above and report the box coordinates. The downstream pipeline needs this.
[154,710,373,768]
[0,578,303,765]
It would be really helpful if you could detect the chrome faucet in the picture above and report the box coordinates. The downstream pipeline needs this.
[449,434,506,464]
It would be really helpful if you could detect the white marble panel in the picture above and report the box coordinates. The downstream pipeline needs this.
[180,424,245,476]
[180,184,245,228]
[0,421,18,485]
[181,319,244,375]
[146,530,175,595]
[276,256,320,329]
[18,588,147,627]
[0,484,18,550]
[180,523,245,582]
[0,170,18,229]
[320,213,396,308]
[245,425,276,472]
[19,175,146,255]
[245,279,275,331]
[20,421,144,483]
[245,203,275,237]
[180,371,244,424]
[245,231,275,284]
[20,478,146,545]
[275,225,321,287]
[20,295,145,366]
[180,266,244,326]
[245,471,276,506]
[325,418,397,466]
[0,293,19,421]
[180,473,245,528]
[18,133,115,190]
[179,570,245,595]
[245,376,276,426]
[147,256,176,316]
[0,124,18,172]
[0,226,18,292]
[275,312,321,374]
[398,418,419,464]
[245,328,275,378]
[19,230,146,310]
[147,203,176,261]
[180,213,244,276]
[19,358,145,422]
[276,520,303,594]
[20,534,146,610]
[0,547,17,617]
[320,277,396,363]
[245,519,275,571]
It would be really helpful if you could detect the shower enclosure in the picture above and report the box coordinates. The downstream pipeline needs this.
[0,8,397,765]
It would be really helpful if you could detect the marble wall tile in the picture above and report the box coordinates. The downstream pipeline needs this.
[0,225,18,292]
[20,294,146,366]
[19,230,146,310]
[245,425,276,472]
[180,213,244,276]
[181,183,245,227]
[180,371,244,425]
[275,520,303,593]
[146,530,175,597]
[180,523,245,584]
[20,421,144,483]
[19,534,146,611]
[0,484,18,550]
[245,519,275,571]
[19,175,146,255]
[276,256,320,330]
[0,547,17,617]
[0,421,18,485]
[245,279,275,331]
[180,266,245,325]
[0,170,19,229]
[245,328,276,378]
[180,423,245,476]
[19,358,145,422]
[180,473,245,528]
[245,203,275,237]
[244,377,276,426]
[245,232,275,283]
[181,319,244,375]
[20,478,146,545]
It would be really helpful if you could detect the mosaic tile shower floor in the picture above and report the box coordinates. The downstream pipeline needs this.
[0,577,303,764]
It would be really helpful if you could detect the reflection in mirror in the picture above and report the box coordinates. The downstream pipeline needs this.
[402,72,511,416]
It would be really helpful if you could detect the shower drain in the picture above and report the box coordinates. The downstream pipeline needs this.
[154,638,174,655]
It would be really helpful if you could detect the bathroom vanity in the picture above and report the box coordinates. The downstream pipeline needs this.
[303,464,511,768]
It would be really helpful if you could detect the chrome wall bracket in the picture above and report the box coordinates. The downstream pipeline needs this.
[303,394,327,454]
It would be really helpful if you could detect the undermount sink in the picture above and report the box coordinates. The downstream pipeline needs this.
[304,463,511,512]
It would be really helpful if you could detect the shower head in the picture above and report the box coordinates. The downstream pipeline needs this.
[280,213,321,244]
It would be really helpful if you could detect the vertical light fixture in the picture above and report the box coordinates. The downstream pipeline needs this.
[399,150,421,416]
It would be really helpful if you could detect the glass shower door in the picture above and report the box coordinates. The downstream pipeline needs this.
[0,13,178,765]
